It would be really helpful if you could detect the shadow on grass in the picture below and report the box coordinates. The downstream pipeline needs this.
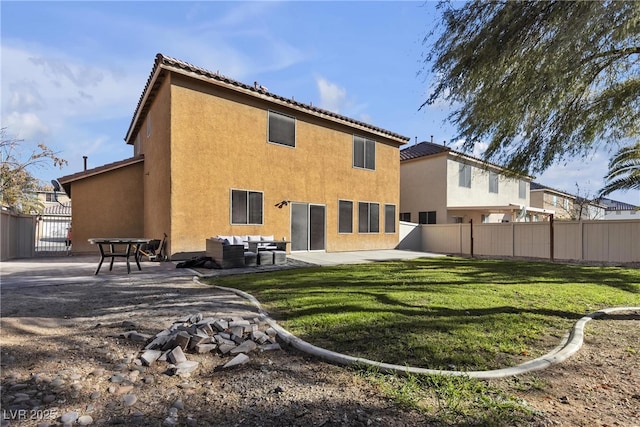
[213,257,640,294]
[205,257,640,370]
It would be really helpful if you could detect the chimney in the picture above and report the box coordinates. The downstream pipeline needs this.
[83,156,87,171]
[430,135,434,143]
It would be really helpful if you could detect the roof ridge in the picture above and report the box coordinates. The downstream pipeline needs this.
[125,53,410,143]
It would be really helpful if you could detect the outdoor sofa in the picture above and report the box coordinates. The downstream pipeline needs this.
[205,235,287,269]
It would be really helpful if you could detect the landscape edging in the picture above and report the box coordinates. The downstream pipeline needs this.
[206,280,638,379]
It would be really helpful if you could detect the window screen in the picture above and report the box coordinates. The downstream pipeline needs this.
[353,136,375,170]
[489,171,499,193]
[268,111,296,147]
[358,202,379,233]
[338,200,353,233]
[459,163,471,188]
[231,189,263,224]
[519,180,527,199]
[384,204,396,233]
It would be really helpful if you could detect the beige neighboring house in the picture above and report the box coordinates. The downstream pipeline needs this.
[400,141,551,224]
[529,182,605,220]
[36,188,71,210]
[600,197,639,220]
[58,54,409,258]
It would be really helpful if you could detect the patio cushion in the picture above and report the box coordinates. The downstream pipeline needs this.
[233,235,247,246]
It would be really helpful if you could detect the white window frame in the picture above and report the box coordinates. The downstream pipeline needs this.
[519,180,527,199]
[353,135,376,170]
[489,171,499,193]
[459,163,471,188]
[384,204,396,233]
[358,201,380,233]
[230,189,264,225]
[267,110,296,148]
[338,199,353,234]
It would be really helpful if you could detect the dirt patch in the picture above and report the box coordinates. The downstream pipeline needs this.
[1,274,638,426]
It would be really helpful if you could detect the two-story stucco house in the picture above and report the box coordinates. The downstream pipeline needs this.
[530,182,605,220]
[58,54,409,258]
[400,141,550,224]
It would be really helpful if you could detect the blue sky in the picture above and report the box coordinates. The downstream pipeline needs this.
[1,1,637,206]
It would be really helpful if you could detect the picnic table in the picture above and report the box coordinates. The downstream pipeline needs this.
[88,238,151,275]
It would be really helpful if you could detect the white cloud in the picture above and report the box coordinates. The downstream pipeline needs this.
[450,138,488,158]
[3,112,50,140]
[170,2,310,80]
[316,77,347,113]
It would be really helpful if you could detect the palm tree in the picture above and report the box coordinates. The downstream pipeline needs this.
[599,143,640,197]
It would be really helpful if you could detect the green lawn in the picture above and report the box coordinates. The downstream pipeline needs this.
[203,257,639,425]
[204,257,639,371]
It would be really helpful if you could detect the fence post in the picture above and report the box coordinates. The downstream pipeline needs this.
[469,219,474,258]
[549,214,554,261]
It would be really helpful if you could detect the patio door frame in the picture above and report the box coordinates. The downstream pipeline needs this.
[290,202,326,252]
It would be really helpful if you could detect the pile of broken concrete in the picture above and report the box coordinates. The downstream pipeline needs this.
[118,313,282,376]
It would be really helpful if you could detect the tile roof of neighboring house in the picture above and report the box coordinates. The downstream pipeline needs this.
[42,201,71,216]
[599,197,638,211]
[400,141,533,179]
[125,53,410,145]
[57,155,144,197]
[400,141,450,161]
[530,182,574,197]
[532,182,609,208]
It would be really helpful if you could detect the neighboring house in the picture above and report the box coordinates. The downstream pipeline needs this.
[599,197,639,220]
[399,141,548,224]
[34,189,72,253]
[530,183,605,220]
[36,188,71,208]
[58,54,409,258]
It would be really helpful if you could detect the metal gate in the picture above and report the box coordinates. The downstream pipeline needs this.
[35,214,72,256]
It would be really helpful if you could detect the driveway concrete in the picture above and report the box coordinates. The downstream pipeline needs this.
[0,249,442,288]
[287,249,443,266]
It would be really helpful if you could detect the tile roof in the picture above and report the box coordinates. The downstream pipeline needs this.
[599,197,638,211]
[57,155,144,197]
[43,201,71,216]
[529,182,574,197]
[400,141,534,180]
[399,141,450,161]
[125,53,410,145]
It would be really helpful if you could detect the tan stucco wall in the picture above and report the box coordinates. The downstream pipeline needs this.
[530,191,545,211]
[167,74,402,255]
[400,154,448,223]
[531,191,573,219]
[69,163,144,254]
[134,77,173,254]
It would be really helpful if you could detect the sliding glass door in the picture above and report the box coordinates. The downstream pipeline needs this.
[291,203,325,251]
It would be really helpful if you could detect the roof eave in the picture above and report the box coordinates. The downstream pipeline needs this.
[125,54,410,146]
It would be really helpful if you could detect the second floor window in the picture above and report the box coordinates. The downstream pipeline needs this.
[489,171,499,193]
[353,136,375,170]
[459,163,471,188]
[268,110,296,147]
[519,180,527,199]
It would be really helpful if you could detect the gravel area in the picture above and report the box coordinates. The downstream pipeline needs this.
[1,260,638,426]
